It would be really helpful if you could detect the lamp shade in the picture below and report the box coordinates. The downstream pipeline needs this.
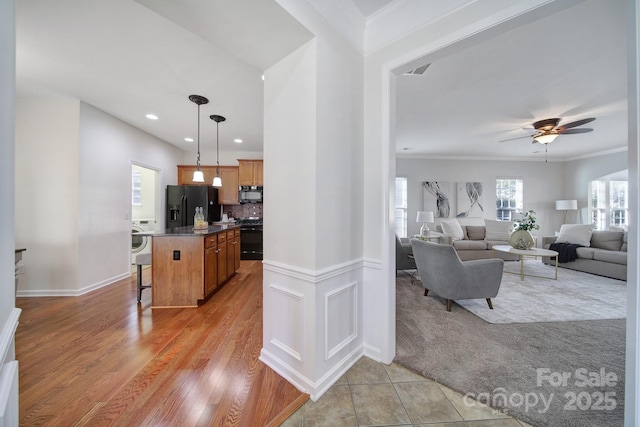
[555,199,577,210]
[416,211,435,223]
[192,170,204,182]
[534,133,559,144]
[212,176,222,187]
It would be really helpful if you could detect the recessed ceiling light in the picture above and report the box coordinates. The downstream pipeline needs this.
[185,137,194,142]
[234,138,243,143]
[146,114,159,120]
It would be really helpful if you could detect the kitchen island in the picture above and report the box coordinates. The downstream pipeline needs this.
[142,224,240,308]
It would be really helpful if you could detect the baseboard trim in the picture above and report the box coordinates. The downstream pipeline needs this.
[16,272,130,297]
[260,344,363,401]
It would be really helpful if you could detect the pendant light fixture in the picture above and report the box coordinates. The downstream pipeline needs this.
[210,114,226,187]
[189,94,209,182]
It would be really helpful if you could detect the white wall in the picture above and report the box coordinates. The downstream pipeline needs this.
[264,39,318,268]
[15,100,184,295]
[15,99,81,294]
[1,0,20,424]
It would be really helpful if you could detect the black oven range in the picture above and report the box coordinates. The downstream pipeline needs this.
[237,217,263,260]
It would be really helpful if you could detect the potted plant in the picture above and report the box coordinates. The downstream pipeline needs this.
[509,209,539,249]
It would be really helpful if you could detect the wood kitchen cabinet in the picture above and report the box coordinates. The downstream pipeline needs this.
[178,165,216,186]
[226,230,240,280]
[204,234,218,296]
[237,159,263,186]
[216,230,228,284]
[177,165,240,205]
[217,166,239,205]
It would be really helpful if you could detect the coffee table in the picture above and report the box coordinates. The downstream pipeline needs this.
[492,245,559,280]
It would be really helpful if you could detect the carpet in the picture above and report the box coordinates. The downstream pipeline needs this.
[457,260,627,324]
[395,274,626,427]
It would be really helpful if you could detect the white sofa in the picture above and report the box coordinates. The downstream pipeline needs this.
[435,218,519,261]
[541,228,627,281]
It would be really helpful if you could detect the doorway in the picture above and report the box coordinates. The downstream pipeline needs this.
[131,164,158,266]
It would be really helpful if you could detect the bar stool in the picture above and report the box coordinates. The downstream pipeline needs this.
[135,253,152,302]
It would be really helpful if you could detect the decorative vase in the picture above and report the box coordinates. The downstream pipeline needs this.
[509,230,535,250]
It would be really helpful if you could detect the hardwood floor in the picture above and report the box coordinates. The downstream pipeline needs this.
[16,260,308,426]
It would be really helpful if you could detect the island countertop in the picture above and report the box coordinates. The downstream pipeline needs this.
[137,223,239,237]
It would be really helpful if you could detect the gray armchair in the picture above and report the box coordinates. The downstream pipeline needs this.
[396,234,416,274]
[410,238,504,312]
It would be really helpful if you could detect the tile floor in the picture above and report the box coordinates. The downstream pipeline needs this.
[280,357,533,427]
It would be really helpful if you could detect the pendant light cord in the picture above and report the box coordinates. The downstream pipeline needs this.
[216,121,220,175]
[197,104,201,170]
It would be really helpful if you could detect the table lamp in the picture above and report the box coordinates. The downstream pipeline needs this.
[416,211,435,237]
[556,199,578,224]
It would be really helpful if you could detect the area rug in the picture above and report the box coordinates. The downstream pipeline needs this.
[395,275,625,427]
[456,260,627,324]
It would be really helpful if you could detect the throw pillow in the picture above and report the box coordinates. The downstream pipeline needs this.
[555,224,594,247]
[590,230,624,251]
[465,225,486,240]
[484,219,513,241]
[440,219,465,241]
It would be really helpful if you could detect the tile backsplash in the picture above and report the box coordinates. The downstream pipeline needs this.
[227,204,262,219]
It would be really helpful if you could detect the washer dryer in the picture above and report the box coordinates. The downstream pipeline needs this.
[131,219,155,264]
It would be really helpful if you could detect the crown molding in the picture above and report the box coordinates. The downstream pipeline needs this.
[364,0,475,55]
[308,0,478,56]
[307,0,366,54]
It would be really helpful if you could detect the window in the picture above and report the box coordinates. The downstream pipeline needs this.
[495,178,523,221]
[590,179,628,230]
[132,170,142,206]
[395,177,408,238]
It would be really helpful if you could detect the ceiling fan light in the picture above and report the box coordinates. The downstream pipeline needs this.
[534,133,559,144]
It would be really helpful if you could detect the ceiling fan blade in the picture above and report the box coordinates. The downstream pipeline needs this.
[499,135,532,143]
[559,128,593,134]
[557,117,595,131]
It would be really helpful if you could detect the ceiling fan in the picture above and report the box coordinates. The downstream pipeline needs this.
[500,117,596,144]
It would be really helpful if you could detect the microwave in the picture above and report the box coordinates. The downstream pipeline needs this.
[239,186,263,204]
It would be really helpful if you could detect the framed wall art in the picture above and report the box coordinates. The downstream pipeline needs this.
[423,181,452,218]
[457,182,484,218]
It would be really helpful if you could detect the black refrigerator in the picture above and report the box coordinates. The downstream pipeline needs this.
[166,185,221,228]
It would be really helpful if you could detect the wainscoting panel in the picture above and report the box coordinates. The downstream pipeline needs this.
[0,308,20,427]
[0,361,18,427]
[325,282,357,360]
[261,259,364,400]
[269,284,304,361]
